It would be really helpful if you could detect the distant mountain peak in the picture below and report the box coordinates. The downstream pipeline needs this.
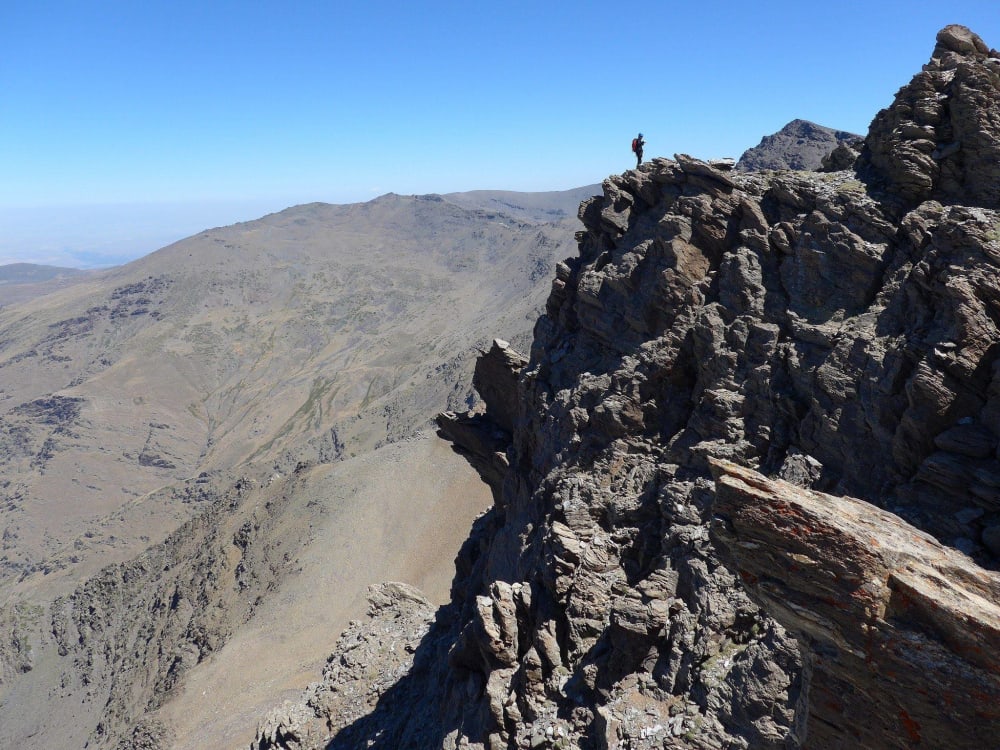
[0,262,86,283]
[736,119,862,172]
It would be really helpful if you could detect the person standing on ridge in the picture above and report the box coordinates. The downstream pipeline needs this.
[631,132,645,168]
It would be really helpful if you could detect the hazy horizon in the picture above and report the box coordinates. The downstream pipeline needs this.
[0,183,599,269]
[4,3,999,268]
[0,197,311,269]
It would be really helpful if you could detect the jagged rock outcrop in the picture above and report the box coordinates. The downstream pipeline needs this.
[436,339,527,499]
[472,339,528,435]
[256,26,1000,749]
[710,459,1000,749]
[858,24,1000,209]
[736,119,861,172]
[254,583,436,750]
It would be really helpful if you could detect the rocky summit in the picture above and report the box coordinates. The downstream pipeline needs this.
[257,25,1000,750]
[735,119,861,172]
[859,24,1000,211]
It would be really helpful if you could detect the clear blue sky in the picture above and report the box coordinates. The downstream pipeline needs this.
[1,1,999,267]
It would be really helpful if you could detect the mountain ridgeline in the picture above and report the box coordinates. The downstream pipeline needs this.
[0,188,592,749]
[0,263,93,307]
[255,25,1000,750]
[2,23,999,750]
[735,119,861,172]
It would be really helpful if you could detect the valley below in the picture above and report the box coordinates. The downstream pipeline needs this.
[0,187,592,749]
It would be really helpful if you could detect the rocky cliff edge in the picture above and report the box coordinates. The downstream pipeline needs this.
[255,25,1000,750]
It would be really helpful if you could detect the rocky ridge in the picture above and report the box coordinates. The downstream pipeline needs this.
[257,25,1000,750]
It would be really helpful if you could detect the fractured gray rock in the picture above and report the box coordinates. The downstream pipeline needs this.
[736,119,862,172]
[858,24,1000,209]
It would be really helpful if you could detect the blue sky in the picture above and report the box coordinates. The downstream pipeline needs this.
[2,1,999,267]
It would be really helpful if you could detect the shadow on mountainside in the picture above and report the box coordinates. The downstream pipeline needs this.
[318,505,503,749]
[322,613,456,749]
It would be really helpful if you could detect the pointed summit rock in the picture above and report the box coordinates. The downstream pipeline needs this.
[735,119,861,172]
[858,24,1000,209]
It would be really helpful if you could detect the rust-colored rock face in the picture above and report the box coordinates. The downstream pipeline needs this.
[711,460,1000,749]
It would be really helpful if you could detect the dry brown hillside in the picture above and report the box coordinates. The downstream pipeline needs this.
[0,187,594,749]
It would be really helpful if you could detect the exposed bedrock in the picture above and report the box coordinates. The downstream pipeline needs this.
[711,459,1000,749]
[436,339,527,501]
[257,25,1000,750]
[858,25,1000,210]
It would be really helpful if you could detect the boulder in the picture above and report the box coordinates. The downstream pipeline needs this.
[711,459,1000,749]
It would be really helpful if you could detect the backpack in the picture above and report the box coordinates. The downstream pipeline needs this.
[631,138,639,154]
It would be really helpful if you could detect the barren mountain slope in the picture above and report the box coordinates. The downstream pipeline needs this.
[155,434,490,750]
[0,432,489,750]
[443,185,601,222]
[0,188,591,749]
[0,191,582,596]
[735,119,861,171]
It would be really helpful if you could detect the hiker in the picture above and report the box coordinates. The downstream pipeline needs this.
[631,132,645,168]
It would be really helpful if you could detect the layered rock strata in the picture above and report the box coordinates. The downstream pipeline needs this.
[256,25,1000,750]
[711,459,1000,749]
[858,24,1000,209]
